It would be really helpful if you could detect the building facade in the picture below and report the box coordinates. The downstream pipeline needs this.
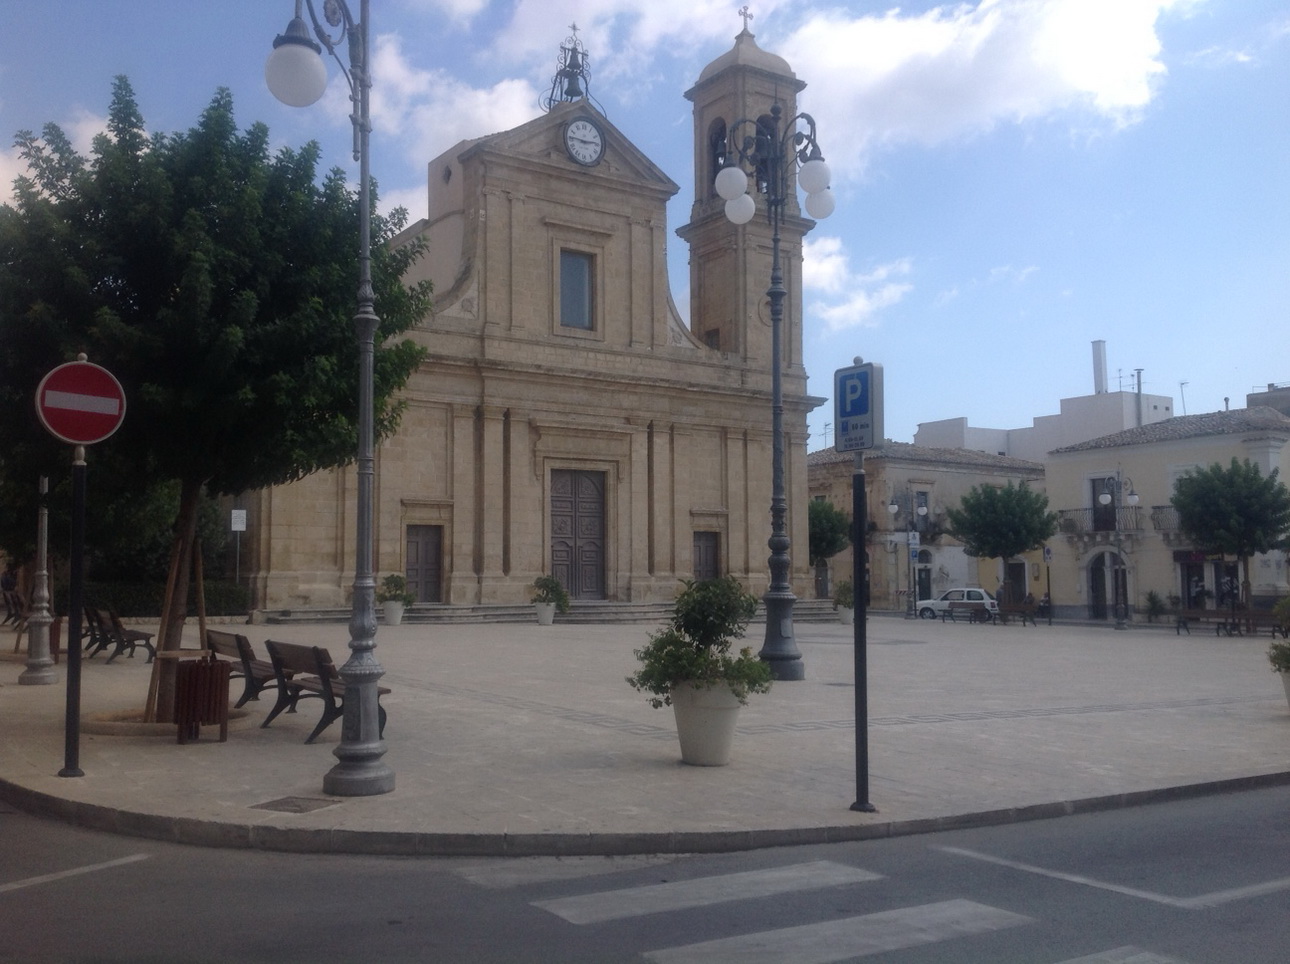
[241,28,824,611]
[1044,407,1290,620]
[807,444,1046,612]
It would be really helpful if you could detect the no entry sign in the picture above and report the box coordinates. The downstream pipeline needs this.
[36,360,126,445]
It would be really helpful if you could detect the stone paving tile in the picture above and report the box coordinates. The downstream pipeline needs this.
[2,614,1289,854]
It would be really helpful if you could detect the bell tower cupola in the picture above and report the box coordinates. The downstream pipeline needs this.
[677,14,810,377]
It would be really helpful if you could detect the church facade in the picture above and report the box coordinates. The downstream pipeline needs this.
[241,28,824,611]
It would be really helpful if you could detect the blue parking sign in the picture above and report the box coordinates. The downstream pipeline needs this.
[834,362,883,452]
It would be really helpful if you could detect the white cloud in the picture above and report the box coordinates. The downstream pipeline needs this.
[347,34,540,173]
[988,264,1039,285]
[804,236,913,332]
[781,0,1186,177]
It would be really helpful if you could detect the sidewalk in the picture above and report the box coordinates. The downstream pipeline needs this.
[2,614,1288,856]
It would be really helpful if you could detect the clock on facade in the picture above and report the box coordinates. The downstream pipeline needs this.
[563,117,605,166]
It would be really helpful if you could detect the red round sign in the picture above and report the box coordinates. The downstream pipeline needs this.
[35,361,127,445]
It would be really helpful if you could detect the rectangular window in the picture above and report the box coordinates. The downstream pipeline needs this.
[560,250,593,330]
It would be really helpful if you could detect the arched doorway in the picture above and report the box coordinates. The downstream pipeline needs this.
[1087,550,1127,621]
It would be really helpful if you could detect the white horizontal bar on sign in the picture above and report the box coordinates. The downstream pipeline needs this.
[43,389,120,415]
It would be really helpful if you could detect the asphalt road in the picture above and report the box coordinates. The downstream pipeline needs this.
[3,785,1289,963]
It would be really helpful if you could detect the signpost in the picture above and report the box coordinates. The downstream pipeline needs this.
[35,356,126,778]
[836,359,882,814]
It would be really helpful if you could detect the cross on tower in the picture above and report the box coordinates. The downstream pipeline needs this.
[739,6,754,31]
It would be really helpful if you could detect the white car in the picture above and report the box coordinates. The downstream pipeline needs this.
[916,588,998,620]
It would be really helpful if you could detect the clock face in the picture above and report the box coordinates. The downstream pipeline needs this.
[564,118,604,166]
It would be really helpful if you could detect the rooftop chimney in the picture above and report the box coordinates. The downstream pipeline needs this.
[1092,340,1107,394]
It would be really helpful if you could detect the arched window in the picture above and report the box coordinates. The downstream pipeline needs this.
[754,114,775,195]
[708,119,728,197]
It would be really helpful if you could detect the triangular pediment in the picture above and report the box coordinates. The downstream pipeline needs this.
[458,100,679,197]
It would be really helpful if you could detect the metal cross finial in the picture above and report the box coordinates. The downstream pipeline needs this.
[569,21,579,38]
[739,6,753,30]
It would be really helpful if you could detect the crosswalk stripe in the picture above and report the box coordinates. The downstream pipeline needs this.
[532,860,881,925]
[641,898,1032,963]
[0,854,150,894]
[1055,947,1191,964]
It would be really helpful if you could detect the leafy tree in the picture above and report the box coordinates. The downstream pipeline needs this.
[945,482,1057,590]
[0,78,430,714]
[1171,458,1290,605]
[808,498,852,567]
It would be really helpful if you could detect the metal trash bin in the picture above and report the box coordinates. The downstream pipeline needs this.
[173,657,231,744]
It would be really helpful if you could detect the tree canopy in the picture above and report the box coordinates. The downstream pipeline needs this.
[945,482,1057,563]
[808,498,852,566]
[1171,458,1290,603]
[0,77,430,704]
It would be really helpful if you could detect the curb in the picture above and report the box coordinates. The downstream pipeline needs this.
[5,770,1290,857]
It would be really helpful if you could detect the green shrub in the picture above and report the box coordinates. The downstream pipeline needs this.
[627,577,771,708]
[530,575,571,613]
[833,579,854,609]
[53,580,249,617]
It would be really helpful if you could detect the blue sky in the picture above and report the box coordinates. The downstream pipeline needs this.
[3,1,1287,447]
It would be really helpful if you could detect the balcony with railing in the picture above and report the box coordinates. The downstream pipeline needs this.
[1056,504,1193,549]
[1056,505,1142,536]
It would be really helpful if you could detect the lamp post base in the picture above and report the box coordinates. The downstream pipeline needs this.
[760,591,805,681]
[324,744,395,796]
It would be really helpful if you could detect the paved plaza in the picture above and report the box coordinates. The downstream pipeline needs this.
[2,613,1288,855]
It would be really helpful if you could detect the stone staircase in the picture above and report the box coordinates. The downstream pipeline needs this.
[257,597,841,626]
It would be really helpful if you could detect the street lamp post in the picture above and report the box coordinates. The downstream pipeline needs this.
[266,0,393,796]
[715,104,833,681]
[887,490,926,618]
[1098,471,1138,631]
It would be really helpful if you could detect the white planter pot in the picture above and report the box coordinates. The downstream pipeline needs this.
[534,602,556,626]
[670,682,742,766]
[382,600,405,626]
[1281,671,1290,710]
[838,606,855,626]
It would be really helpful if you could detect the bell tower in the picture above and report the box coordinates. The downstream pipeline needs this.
[677,21,810,384]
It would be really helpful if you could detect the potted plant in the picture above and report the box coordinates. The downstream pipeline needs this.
[1270,598,1290,709]
[627,576,772,766]
[1144,590,1167,623]
[834,579,855,625]
[376,574,415,626]
[530,575,570,625]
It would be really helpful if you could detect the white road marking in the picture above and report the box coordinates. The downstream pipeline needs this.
[939,845,1290,909]
[1056,946,1191,963]
[642,898,1032,964]
[533,860,881,924]
[0,854,150,894]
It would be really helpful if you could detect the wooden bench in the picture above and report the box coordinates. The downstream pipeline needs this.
[205,629,278,708]
[83,607,155,663]
[261,640,389,744]
[1176,609,1244,637]
[1179,609,1289,638]
[998,603,1039,627]
[946,601,995,624]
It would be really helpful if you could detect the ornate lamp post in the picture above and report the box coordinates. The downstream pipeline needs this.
[265,0,393,796]
[715,104,833,681]
[887,490,927,618]
[1098,471,1139,631]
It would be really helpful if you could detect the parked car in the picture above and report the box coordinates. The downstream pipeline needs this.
[916,588,998,620]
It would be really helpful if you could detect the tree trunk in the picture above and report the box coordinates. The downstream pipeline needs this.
[150,476,204,723]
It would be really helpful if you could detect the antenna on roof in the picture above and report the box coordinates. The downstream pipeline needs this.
[1179,381,1188,415]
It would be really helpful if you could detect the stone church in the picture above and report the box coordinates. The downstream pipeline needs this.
[242,27,825,611]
